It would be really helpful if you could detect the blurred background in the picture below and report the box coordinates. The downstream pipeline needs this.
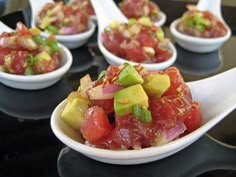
[0,0,235,33]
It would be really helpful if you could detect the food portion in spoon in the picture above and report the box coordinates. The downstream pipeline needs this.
[177,5,227,38]
[35,1,90,35]
[60,63,202,150]
[0,22,60,75]
[102,17,173,64]
[68,0,95,17]
[119,0,162,23]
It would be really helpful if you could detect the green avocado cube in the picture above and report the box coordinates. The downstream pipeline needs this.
[116,64,143,87]
[114,84,148,116]
[142,73,170,97]
[60,92,90,130]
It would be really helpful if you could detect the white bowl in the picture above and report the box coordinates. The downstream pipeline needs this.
[0,44,72,90]
[170,18,231,53]
[98,37,177,71]
[39,21,96,49]
[29,0,96,49]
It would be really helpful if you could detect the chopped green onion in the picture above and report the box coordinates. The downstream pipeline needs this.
[142,109,152,123]
[46,25,59,35]
[25,67,35,75]
[133,105,152,123]
[33,35,46,45]
[50,42,60,53]
[196,23,205,32]
[61,18,69,27]
[46,39,59,54]
[98,70,106,79]
[123,62,130,67]
[27,54,35,66]
[133,105,142,118]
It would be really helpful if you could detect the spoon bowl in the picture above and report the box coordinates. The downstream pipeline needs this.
[170,0,231,53]
[51,67,236,164]
[29,0,96,49]
[0,22,73,90]
[90,0,176,70]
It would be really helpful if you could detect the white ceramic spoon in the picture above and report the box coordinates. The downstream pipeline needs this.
[29,0,95,49]
[197,0,223,22]
[51,67,236,164]
[170,0,231,53]
[0,21,72,90]
[90,0,177,71]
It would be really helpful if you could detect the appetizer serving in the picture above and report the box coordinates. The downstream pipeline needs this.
[177,5,227,38]
[69,0,95,17]
[0,22,60,75]
[101,17,173,64]
[35,1,90,35]
[60,63,202,150]
[119,0,161,23]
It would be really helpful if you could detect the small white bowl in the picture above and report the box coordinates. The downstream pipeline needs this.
[98,37,177,71]
[38,21,96,49]
[170,18,231,53]
[0,44,72,90]
[29,0,96,49]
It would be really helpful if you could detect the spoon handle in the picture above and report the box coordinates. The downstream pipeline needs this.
[90,0,127,31]
[29,0,54,27]
[197,0,223,22]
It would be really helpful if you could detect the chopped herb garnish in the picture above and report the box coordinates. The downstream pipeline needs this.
[98,70,106,79]
[27,54,35,66]
[25,67,35,75]
[133,105,152,123]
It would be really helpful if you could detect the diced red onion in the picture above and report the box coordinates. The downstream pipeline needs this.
[88,84,123,100]
[102,84,123,94]
[156,121,186,146]
[59,27,78,35]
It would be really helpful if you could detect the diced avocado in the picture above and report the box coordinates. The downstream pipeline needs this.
[40,16,51,29]
[78,74,92,99]
[116,64,144,87]
[35,51,52,62]
[143,73,170,97]
[129,23,141,35]
[60,91,91,130]
[114,84,148,116]
[29,27,41,35]
[78,74,92,91]
[128,18,137,25]
[109,20,120,29]
[156,28,164,42]
[138,17,152,26]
